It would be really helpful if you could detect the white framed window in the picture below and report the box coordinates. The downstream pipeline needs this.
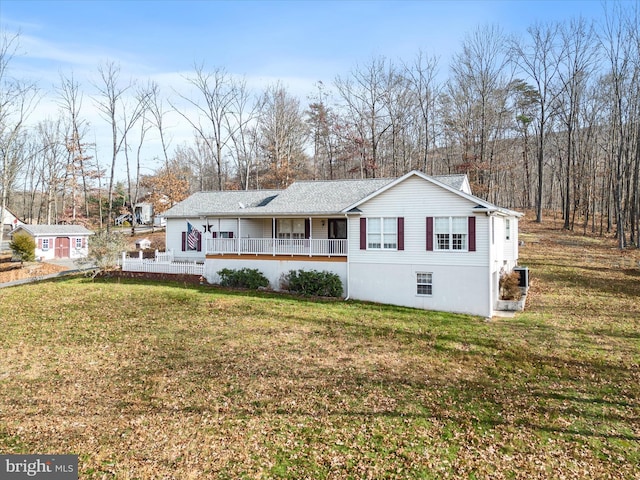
[435,217,467,251]
[75,238,82,248]
[417,272,433,295]
[367,217,397,249]
[41,238,49,251]
[277,219,305,239]
[505,219,511,240]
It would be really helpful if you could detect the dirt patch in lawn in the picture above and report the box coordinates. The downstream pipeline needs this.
[0,261,67,283]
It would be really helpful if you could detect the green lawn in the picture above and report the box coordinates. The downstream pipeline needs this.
[1,224,639,479]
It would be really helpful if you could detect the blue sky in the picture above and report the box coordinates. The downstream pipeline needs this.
[2,0,607,89]
[0,0,608,171]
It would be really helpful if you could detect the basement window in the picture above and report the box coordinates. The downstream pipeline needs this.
[416,272,433,296]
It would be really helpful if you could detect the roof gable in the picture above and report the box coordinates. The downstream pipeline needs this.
[344,170,521,217]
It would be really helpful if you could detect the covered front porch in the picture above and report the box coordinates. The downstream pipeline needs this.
[203,216,349,257]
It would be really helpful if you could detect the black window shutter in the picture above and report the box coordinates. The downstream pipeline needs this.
[360,218,367,250]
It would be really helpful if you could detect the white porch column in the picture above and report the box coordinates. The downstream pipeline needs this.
[272,217,276,256]
[309,216,313,256]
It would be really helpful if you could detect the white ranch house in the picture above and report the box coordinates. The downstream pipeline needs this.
[12,224,94,261]
[157,170,522,317]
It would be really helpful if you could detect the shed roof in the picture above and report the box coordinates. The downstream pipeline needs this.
[14,224,94,236]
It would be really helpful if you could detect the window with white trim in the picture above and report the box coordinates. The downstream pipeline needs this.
[75,238,82,248]
[42,238,49,251]
[277,219,305,239]
[367,217,397,249]
[416,272,433,295]
[435,217,468,251]
[505,219,511,240]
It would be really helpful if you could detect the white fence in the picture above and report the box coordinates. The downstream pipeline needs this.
[121,249,204,276]
[205,238,348,256]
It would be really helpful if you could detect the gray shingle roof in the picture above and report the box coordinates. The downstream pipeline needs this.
[162,190,282,217]
[259,178,394,214]
[163,172,475,218]
[433,174,467,191]
[16,225,94,236]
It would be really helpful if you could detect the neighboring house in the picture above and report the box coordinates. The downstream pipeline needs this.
[134,202,154,225]
[11,225,94,261]
[1,207,24,232]
[162,170,523,317]
[115,202,157,226]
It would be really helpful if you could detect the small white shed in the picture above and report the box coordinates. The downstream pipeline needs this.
[12,224,94,260]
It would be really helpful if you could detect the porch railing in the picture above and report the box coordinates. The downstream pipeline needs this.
[205,238,348,256]
[121,250,204,276]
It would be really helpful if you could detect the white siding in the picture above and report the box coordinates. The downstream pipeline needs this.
[503,217,519,262]
[238,218,263,238]
[165,217,206,261]
[33,235,90,260]
[346,175,496,317]
[349,263,491,317]
[312,219,328,240]
[35,236,55,261]
[348,176,489,268]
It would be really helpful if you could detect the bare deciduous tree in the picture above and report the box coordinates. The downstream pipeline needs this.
[509,22,563,223]
[0,33,39,244]
[173,65,238,190]
[93,61,146,231]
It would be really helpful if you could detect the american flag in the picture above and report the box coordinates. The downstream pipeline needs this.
[187,222,199,250]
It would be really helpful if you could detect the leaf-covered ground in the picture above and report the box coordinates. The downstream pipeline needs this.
[0,218,639,479]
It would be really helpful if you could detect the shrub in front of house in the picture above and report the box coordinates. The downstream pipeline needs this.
[9,232,36,262]
[217,268,269,290]
[282,269,343,298]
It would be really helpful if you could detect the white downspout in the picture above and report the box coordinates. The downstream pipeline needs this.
[344,213,351,300]
[486,212,494,318]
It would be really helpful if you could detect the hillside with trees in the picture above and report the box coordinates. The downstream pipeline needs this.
[1,2,639,247]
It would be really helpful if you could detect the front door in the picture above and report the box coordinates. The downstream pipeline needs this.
[55,237,70,258]
[328,219,347,239]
